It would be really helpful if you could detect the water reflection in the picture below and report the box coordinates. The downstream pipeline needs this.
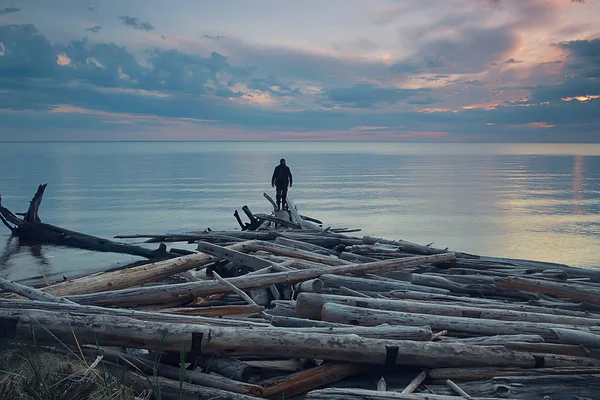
[572,155,584,215]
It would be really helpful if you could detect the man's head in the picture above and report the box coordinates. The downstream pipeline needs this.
[280,158,286,165]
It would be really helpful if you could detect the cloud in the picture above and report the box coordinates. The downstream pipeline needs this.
[85,25,102,33]
[407,97,442,105]
[389,62,421,74]
[246,76,298,97]
[0,7,20,15]
[0,24,56,79]
[119,15,155,31]
[558,38,600,78]
[331,38,378,52]
[85,6,94,11]
[419,26,517,73]
[1,21,599,142]
[322,83,426,108]
[202,34,226,40]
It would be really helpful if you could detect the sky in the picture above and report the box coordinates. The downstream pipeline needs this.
[0,0,599,142]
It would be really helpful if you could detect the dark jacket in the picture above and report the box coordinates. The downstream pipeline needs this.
[271,165,293,187]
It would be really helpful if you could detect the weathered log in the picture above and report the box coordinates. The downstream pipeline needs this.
[528,298,600,313]
[377,376,387,391]
[19,222,173,259]
[401,370,428,394]
[427,374,600,400]
[197,240,273,271]
[390,290,600,319]
[287,198,322,230]
[550,328,600,348]
[0,277,76,305]
[450,335,545,346]
[299,214,323,225]
[240,240,348,266]
[3,308,598,369]
[306,388,508,400]
[233,209,247,230]
[320,303,594,340]
[274,237,336,256]
[428,366,600,381]
[269,316,347,328]
[504,342,600,358]
[295,293,600,325]
[267,300,297,317]
[0,298,270,327]
[67,253,456,307]
[363,235,452,256]
[411,274,538,300]
[203,326,600,368]
[241,205,261,229]
[497,276,600,305]
[446,379,471,398]
[480,255,600,281]
[263,192,278,212]
[0,195,23,228]
[158,304,263,317]
[1,186,179,259]
[277,324,434,340]
[254,213,301,229]
[339,286,372,298]
[259,362,365,398]
[37,243,249,297]
[280,232,363,247]
[24,183,46,223]
[318,274,451,295]
[339,251,380,263]
[83,347,264,396]
[193,355,255,382]
[294,278,324,293]
[116,367,263,400]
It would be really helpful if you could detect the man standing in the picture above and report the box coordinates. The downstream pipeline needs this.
[271,158,293,211]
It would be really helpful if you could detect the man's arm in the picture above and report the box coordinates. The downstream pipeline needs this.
[271,167,277,187]
[288,167,293,187]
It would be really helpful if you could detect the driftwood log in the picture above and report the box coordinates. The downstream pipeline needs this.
[0,184,175,259]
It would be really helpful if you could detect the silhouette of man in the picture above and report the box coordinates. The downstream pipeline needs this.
[271,158,293,211]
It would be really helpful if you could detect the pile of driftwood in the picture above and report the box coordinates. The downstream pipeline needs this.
[1,185,600,399]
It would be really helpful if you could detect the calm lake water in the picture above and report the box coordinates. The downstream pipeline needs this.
[1,141,599,282]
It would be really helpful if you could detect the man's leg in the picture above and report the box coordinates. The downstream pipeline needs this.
[281,186,288,210]
[275,186,282,211]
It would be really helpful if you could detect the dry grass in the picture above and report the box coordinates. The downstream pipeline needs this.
[0,345,138,400]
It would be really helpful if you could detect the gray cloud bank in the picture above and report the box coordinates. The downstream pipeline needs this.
[0,23,599,142]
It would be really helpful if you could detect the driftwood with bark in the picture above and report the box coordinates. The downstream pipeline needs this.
[0,184,176,259]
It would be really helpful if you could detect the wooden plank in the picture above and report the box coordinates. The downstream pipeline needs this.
[259,362,365,398]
